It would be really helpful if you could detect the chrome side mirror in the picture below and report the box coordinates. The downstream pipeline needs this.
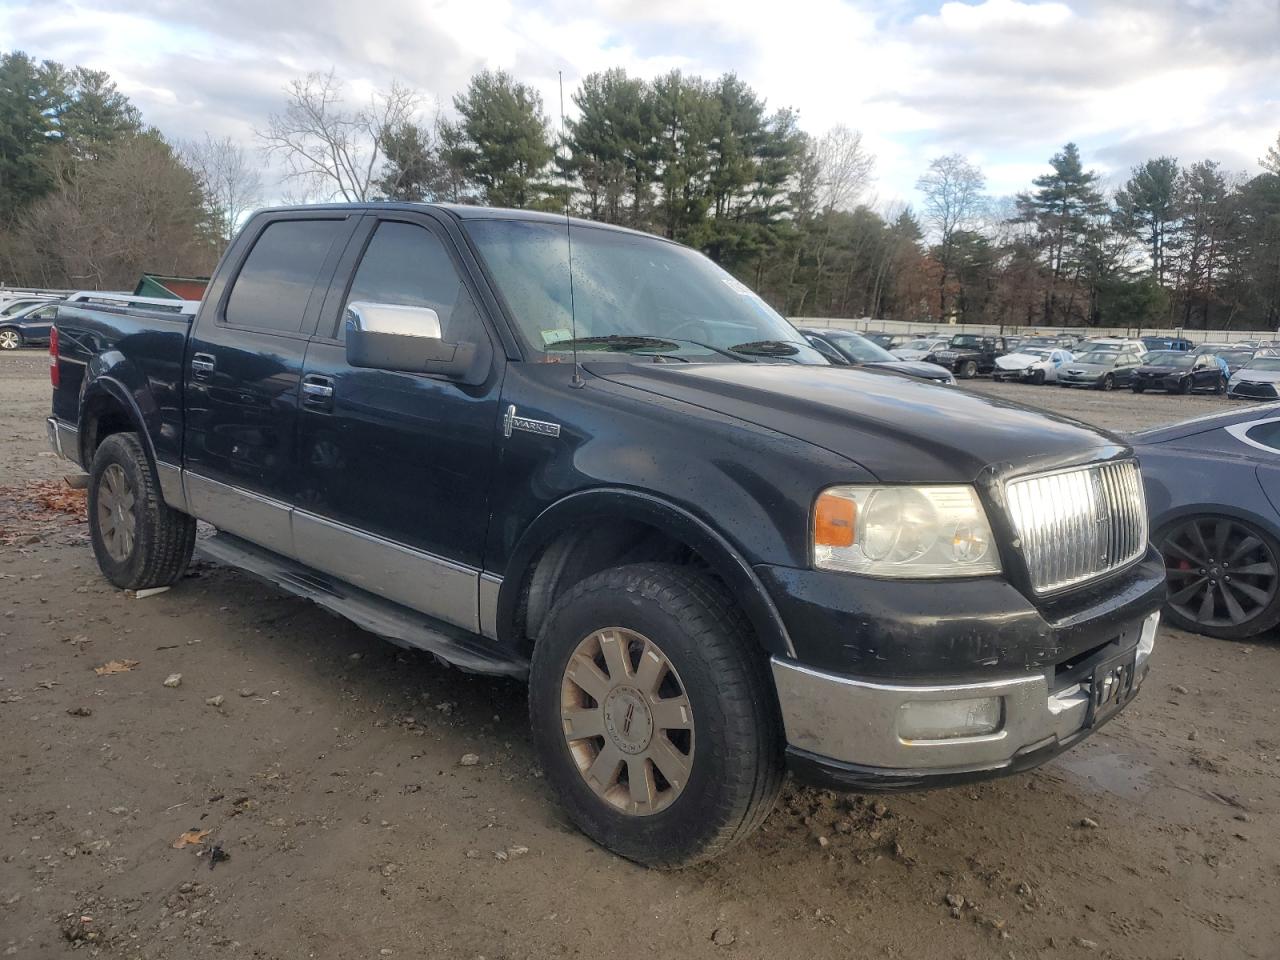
[344,300,477,378]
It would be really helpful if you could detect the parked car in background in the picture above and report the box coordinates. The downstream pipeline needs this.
[0,295,58,319]
[926,334,1009,379]
[0,300,59,349]
[862,331,912,352]
[992,347,1073,384]
[1059,343,1145,390]
[1217,347,1271,377]
[44,201,1164,867]
[893,336,950,361]
[1228,356,1280,400]
[1192,342,1233,356]
[800,328,956,384]
[1079,337,1147,355]
[1020,334,1077,350]
[1133,404,1280,639]
[1130,351,1227,394]
[1141,336,1194,352]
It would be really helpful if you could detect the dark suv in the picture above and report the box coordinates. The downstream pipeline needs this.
[926,334,1009,378]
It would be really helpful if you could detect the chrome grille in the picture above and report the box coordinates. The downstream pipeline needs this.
[1005,460,1147,595]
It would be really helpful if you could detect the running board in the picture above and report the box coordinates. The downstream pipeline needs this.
[196,533,528,678]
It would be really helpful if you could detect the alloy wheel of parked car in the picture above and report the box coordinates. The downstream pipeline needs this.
[0,328,22,350]
[1216,377,1228,395]
[1101,374,1114,391]
[96,464,137,562]
[960,360,978,379]
[1131,382,1146,393]
[1179,376,1193,395]
[1031,369,1045,385]
[1160,516,1280,639]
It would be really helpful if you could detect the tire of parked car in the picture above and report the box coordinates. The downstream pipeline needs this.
[1216,377,1228,395]
[1031,369,1045,385]
[87,433,197,590]
[0,327,23,350]
[959,360,978,379]
[1178,377,1193,395]
[1101,374,1114,391]
[1157,516,1280,640]
[528,562,784,869]
[1132,382,1146,394]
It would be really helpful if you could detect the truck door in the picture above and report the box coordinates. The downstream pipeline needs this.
[182,212,358,555]
[292,211,504,633]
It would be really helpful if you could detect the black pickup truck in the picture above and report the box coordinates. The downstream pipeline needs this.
[47,203,1164,867]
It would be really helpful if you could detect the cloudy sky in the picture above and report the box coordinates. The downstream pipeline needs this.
[3,0,1277,207]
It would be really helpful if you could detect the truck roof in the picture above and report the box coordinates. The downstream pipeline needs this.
[255,202,668,242]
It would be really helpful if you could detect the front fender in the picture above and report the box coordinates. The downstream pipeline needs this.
[496,487,797,658]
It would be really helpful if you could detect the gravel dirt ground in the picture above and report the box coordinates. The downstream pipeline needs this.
[2,350,1278,960]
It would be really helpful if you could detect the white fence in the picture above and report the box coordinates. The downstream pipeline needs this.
[790,317,1279,346]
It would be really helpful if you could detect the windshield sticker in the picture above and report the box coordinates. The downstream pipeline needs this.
[541,328,573,346]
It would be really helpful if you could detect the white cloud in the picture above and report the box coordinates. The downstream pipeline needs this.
[2,0,1276,209]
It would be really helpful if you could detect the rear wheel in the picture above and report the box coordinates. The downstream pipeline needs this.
[88,433,196,590]
[529,563,784,868]
[0,328,22,350]
[1159,516,1280,639]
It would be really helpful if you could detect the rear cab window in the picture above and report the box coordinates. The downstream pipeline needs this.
[224,219,345,334]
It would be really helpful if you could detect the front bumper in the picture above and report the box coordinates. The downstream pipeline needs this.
[1059,374,1103,387]
[1229,381,1279,400]
[773,611,1158,790]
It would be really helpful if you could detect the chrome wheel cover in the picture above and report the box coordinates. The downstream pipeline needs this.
[97,463,137,562]
[0,330,19,349]
[560,627,694,816]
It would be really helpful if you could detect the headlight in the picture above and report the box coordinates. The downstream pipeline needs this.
[813,485,1002,577]
[1024,366,1035,374]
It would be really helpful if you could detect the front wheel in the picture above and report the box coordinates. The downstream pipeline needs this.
[1031,369,1046,385]
[0,328,22,350]
[1101,374,1115,391]
[959,360,979,379]
[1179,376,1193,395]
[1216,376,1227,395]
[1132,382,1146,394]
[88,433,196,589]
[529,563,784,868]
[1159,516,1280,639]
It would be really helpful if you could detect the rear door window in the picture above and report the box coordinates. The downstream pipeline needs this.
[225,219,344,333]
[1243,421,1280,453]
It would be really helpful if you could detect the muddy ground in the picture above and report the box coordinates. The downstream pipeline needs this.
[2,349,1277,960]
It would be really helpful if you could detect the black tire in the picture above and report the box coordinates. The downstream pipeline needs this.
[1215,376,1227,395]
[528,563,784,868]
[960,360,978,379]
[87,433,196,590]
[1178,376,1193,395]
[1131,382,1145,393]
[0,327,23,350]
[1158,516,1280,640]
[1101,374,1115,391]
[1031,369,1045,385]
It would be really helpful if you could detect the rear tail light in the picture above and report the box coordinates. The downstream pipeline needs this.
[49,325,59,387]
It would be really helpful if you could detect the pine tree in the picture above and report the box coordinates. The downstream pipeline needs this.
[1114,156,1179,284]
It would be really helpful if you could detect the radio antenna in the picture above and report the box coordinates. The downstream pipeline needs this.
[559,70,584,389]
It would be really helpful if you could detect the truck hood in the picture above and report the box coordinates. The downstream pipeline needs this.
[590,362,1122,483]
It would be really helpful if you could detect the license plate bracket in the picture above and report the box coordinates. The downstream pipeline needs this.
[1087,648,1138,728]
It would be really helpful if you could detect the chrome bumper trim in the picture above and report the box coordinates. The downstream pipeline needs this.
[46,417,80,466]
[772,612,1156,772]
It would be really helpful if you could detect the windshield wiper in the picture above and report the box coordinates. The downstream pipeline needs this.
[546,335,751,363]
[728,340,801,359]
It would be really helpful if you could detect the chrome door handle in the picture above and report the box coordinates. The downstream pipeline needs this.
[302,380,334,399]
[302,375,335,408]
[191,353,216,378]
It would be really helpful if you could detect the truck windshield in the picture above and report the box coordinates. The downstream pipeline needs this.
[465,219,827,363]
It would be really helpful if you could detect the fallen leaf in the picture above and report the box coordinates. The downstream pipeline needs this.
[94,659,140,676]
[172,829,211,849]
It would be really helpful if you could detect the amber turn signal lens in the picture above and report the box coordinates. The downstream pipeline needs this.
[814,493,856,548]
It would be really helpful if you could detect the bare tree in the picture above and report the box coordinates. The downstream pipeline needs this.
[815,125,874,214]
[258,70,420,202]
[916,153,986,318]
[180,133,263,243]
